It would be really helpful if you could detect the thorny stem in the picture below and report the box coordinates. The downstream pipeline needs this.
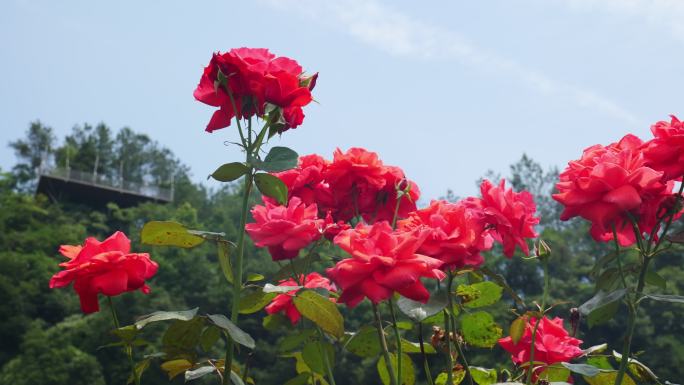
[224,118,258,385]
[442,307,454,385]
[388,297,403,385]
[525,258,549,385]
[373,302,398,385]
[446,272,473,385]
[418,322,434,385]
[316,326,337,385]
[108,297,140,385]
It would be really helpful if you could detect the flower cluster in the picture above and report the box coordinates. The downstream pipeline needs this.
[194,47,317,133]
[498,316,583,381]
[247,146,540,307]
[553,116,684,246]
[49,231,158,314]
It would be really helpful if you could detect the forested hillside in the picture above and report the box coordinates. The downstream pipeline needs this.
[1,122,682,385]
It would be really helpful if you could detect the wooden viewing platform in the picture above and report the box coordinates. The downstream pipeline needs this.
[36,167,173,208]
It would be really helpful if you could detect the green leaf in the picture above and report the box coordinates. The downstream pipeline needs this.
[377,353,415,385]
[246,273,265,282]
[400,339,436,354]
[470,366,497,385]
[396,292,447,321]
[586,356,613,370]
[612,350,658,382]
[229,371,246,385]
[302,340,335,375]
[140,221,205,248]
[199,325,221,352]
[238,289,277,314]
[162,317,205,353]
[279,329,317,353]
[344,326,382,357]
[509,316,527,345]
[461,311,502,348]
[210,162,249,182]
[480,266,525,307]
[135,308,199,329]
[218,241,233,284]
[644,270,667,290]
[643,293,684,304]
[263,313,288,331]
[184,365,216,381]
[578,289,627,328]
[583,343,608,356]
[283,373,311,385]
[561,363,601,377]
[127,358,150,385]
[255,146,299,172]
[293,290,344,339]
[112,325,138,342]
[207,314,256,349]
[160,359,193,380]
[458,281,503,308]
[254,173,288,205]
[435,370,466,385]
[583,372,636,385]
[596,268,620,291]
[396,321,413,330]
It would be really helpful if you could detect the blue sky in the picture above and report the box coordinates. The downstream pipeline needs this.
[2,0,683,200]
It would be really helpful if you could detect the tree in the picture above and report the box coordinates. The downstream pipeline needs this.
[9,121,55,190]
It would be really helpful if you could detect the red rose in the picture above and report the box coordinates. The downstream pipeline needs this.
[271,154,332,208]
[642,115,684,181]
[398,200,493,269]
[498,316,583,381]
[265,272,337,325]
[324,148,420,223]
[465,179,539,257]
[326,222,445,308]
[246,197,324,261]
[553,134,672,246]
[194,47,315,133]
[49,231,158,314]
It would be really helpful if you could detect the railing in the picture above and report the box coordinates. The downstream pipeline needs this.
[38,167,174,202]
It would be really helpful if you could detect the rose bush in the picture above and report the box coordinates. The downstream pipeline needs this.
[48,47,684,385]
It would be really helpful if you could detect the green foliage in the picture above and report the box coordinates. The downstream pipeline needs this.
[460,311,502,348]
[3,129,684,385]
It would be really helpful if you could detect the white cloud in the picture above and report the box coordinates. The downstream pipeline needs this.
[261,0,640,125]
[551,0,684,42]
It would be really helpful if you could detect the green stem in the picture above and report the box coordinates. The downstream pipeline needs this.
[373,303,398,385]
[651,180,684,255]
[388,298,402,385]
[418,322,434,385]
[442,308,454,385]
[224,123,256,385]
[525,258,549,385]
[108,297,140,385]
[446,272,473,385]
[316,327,337,385]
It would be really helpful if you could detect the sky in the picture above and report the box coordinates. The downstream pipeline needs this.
[2,0,683,200]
